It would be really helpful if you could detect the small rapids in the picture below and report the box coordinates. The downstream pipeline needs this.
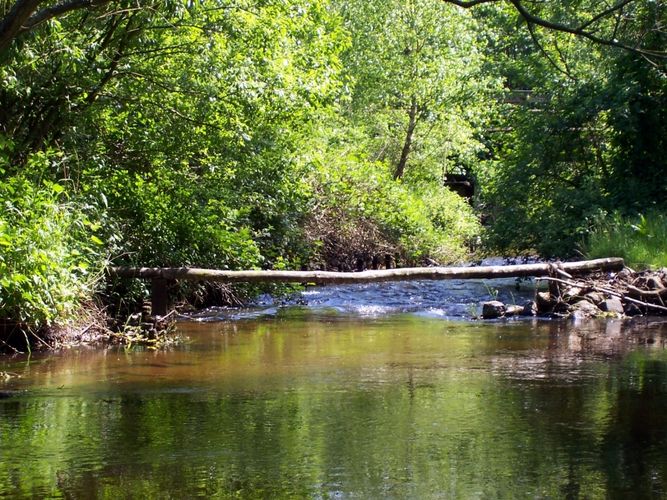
[187,259,539,322]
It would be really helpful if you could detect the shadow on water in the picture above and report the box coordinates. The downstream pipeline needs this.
[1,280,667,497]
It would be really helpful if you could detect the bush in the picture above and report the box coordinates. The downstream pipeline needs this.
[304,155,481,269]
[91,167,263,270]
[0,177,108,327]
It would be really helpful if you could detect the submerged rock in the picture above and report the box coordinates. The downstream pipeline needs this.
[505,305,524,317]
[482,301,506,319]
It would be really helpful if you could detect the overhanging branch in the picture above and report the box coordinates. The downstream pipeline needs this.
[0,0,113,54]
[442,0,666,59]
[21,0,111,32]
[508,0,665,58]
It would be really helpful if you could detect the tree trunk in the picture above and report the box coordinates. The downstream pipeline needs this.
[111,258,625,285]
[393,95,418,180]
[0,0,43,55]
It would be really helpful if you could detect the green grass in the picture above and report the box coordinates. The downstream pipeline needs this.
[584,211,667,270]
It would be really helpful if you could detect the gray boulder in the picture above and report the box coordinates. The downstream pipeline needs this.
[570,300,600,319]
[599,297,624,314]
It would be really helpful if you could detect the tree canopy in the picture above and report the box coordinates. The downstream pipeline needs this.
[0,0,665,328]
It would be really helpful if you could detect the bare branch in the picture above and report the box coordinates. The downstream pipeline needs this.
[443,0,498,6]
[442,0,666,59]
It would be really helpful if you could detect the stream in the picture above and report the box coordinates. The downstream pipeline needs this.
[1,277,667,497]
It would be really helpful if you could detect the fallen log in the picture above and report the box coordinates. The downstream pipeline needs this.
[110,257,624,284]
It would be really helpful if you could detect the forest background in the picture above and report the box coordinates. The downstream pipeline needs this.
[0,0,665,332]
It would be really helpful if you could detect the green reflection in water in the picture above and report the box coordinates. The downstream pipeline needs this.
[1,315,667,498]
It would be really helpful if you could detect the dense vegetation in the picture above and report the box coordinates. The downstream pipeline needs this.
[0,0,665,332]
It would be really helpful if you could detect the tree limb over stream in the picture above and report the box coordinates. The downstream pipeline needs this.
[110,257,624,284]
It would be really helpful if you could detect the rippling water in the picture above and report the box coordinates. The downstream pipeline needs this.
[189,275,536,321]
[1,281,667,498]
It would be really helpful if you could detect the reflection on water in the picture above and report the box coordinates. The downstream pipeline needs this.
[1,313,667,498]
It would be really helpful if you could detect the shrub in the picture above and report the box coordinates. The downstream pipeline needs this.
[91,168,263,270]
[0,177,108,327]
[304,155,481,269]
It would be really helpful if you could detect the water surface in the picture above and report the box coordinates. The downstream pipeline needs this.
[1,298,667,497]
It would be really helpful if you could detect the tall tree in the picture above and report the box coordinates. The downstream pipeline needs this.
[338,0,496,182]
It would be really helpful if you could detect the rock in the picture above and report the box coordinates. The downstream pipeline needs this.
[584,292,605,305]
[536,292,555,311]
[570,300,600,319]
[563,287,582,302]
[624,302,643,316]
[647,277,665,290]
[521,301,538,316]
[482,301,506,319]
[599,297,624,314]
[505,305,524,316]
[616,268,634,282]
[553,301,571,314]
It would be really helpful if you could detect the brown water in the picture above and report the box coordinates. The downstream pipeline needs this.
[1,311,667,498]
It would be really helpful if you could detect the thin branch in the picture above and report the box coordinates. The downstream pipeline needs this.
[443,0,498,6]
[508,0,666,58]
[525,21,575,80]
[553,38,576,82]
[577,0,634,32]
[536,276,667,313]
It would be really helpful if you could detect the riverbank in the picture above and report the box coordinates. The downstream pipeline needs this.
[481,266,667,320]
[4,260,667,353]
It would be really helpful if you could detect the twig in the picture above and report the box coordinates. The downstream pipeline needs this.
[536,276,667,313]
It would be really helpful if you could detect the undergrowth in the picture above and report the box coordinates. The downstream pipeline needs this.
[584,211,667,269]
[304,154,481,269]
[0,176,109,329]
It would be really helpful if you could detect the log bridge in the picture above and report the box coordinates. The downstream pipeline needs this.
[110,258,625,317]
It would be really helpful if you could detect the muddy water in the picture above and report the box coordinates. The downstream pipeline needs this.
[2,303,667,497]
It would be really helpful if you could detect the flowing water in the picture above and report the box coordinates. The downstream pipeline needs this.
[2,279,667,498]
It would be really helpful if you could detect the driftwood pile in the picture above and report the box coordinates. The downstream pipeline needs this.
[481,266,667,320]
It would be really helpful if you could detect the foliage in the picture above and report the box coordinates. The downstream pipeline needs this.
[0,171,108,326]
[584,211,667,270]
[0,0,350,329]
[475,0,667,257]
[337,0,498,181]
[1,0,666,331]
[303,145,481,269]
